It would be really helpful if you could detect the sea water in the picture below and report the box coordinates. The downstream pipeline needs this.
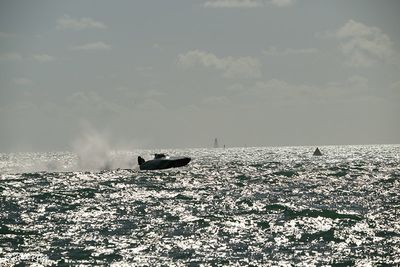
[0,145,399,266]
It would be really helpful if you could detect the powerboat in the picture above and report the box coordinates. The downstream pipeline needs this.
[138,154,191,170]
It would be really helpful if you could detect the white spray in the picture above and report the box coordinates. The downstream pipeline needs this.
[72,125,136,171]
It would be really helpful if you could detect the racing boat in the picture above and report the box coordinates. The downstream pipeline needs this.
[138,154,191,170]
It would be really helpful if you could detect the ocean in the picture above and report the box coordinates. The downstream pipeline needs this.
[0,145,399,266]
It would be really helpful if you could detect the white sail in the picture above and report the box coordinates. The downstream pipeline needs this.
[214,138,219,148]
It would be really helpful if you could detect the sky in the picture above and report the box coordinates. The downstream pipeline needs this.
[0,0,399,151]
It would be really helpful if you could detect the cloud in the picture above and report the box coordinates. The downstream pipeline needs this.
[71,42,111,51]
[204,0,262,8]
[178,50,261,79]
[226,79,319,108]
[14,78,33,86]
[251,79,313,98]
[202,96,231,107]
[0,52,22,61]
[0,32,17,38]
[32,54,55,62]
[263,46,317,56]
[57,15,107,30]
[136,66,153,71]
[390,81,400,94]
[0,53,56,62]
[144,89,164,98]
[66,91,124,115]
[136,99,166,111]
[334,20,394,67]
[345,75,369,89]
[1,53,56,62]
[203,0,296,8]
[232,75,372,106]
[269,0,296,7]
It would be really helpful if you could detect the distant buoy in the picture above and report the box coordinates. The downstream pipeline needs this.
[313,147,322,156]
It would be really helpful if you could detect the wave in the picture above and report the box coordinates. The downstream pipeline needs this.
[265,204,363,221]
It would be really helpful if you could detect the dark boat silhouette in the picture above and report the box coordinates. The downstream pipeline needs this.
[138,154,191,170]
[313,147,322,156]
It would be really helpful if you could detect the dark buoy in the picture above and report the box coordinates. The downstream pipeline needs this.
[313,147,322,156]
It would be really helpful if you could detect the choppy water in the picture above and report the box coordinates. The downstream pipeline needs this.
[0,145,399,266]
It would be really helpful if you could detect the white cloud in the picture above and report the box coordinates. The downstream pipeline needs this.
[0,32,16,38]
[32,54,55,62]
[390,81,400,94]
[137,99,166,111]
[14,78,33,86]
[136,66,153,72]
[263,46,317,56]
[391,81,400,89]
[1,53,56,62]
[230,79,320,106]
[325,75,369,97]
[346,75,369,89]
[178,50,261,79]
[204,0,262,8]
[252,79,312,96]
[202,96,231,106]
[334,20,394,67]
[269,0,296,7]
[57,15,107,31]
[66,91,124,114]
[0,53,22,61]
[144,89,164,98]
[226,83,246,93]
[233,75,371,105]
[204,0,296,8]
[71,42,111,51]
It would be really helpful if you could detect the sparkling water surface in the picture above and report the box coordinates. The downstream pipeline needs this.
[0,145,399,266]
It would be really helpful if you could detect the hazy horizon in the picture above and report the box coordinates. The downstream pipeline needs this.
[1,0,399,152]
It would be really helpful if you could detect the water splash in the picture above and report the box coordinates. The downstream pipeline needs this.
[72,127,113,170]
[72,126,136,171]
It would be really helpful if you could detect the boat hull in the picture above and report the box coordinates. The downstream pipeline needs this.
[139,157,191,170]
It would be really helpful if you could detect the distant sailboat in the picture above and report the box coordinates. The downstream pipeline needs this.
[214,138,219,148]
[313,147,322,156]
